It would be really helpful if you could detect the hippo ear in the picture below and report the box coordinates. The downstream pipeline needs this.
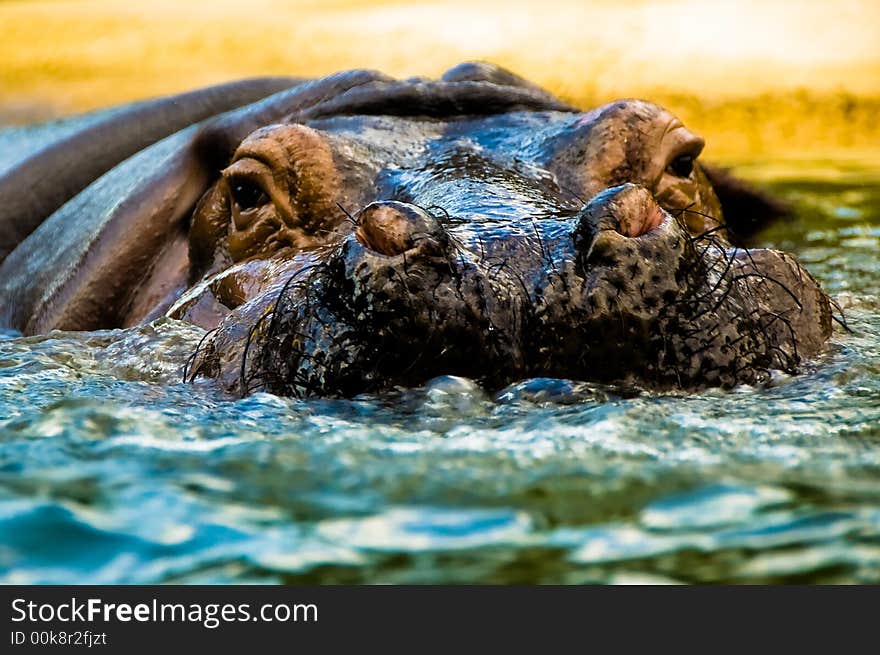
[441,62,548,91]
[0,77,305,264]
[700,163,791,242]
[0,71,390,334]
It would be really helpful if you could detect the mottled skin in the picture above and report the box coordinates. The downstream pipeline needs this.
[0,63,832,396]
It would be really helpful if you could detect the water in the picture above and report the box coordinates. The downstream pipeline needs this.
[1,162,878,584]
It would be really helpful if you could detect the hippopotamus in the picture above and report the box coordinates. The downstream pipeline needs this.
[0,63,833,397]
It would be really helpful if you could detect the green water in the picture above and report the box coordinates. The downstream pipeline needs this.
[1,162,878,584]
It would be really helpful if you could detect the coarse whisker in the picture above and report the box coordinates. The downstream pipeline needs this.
[689,224,730,242]
[826,296,852,333]
[560,183,587,206]
[266,264,322,338]
[239,310,273,397]
[424,204,452,222]
[337,202,359,227]
[727,272,804,311]
[183,327,219,383]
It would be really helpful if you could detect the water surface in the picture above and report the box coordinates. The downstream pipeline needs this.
[1,162,878,584]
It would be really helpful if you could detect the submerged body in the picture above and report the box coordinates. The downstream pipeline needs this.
[0,63,832,396]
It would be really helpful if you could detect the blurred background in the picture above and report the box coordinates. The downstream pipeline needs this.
[1,0,878,163]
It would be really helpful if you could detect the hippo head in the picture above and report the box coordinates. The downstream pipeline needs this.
[171,67,831,397]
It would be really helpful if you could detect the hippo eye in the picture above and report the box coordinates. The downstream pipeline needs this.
[229,179,269,211]
[667,154,695,179]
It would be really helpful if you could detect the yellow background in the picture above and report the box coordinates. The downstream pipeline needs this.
[1,0,878,162]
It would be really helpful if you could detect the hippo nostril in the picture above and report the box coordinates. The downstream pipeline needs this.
[355,201,439,256]
[575,183,669,257]
[618,202,666,238]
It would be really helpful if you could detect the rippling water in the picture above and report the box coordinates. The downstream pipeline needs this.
[1,162,879,584]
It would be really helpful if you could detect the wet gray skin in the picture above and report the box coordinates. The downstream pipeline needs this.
[175,66,833,397]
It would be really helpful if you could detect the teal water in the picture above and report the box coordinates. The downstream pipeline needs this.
[1,162,878,584]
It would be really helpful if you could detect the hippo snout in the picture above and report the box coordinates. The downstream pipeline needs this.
[186,181,831,396]
[0,62,835,399]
